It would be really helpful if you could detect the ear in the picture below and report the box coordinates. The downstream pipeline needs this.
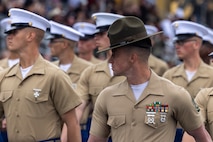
[130,52,137,63]
[26,31,36,41]
[194,39,202,49]
[62,40,69,49]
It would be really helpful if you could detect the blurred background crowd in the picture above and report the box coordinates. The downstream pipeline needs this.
[0,0,213,67]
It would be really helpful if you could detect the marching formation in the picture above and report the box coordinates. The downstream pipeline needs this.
[0,1,213,142]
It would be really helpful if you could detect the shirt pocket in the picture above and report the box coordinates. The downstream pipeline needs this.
[107,115,126,128]
[0,91,13,116]
[0,91,13,103]
[24,92,50,118]
[25,92,48,104]
[144,112,168,129]
[107,115,126,141]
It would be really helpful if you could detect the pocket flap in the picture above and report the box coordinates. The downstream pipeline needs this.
[25,92,48,104]
[0,91,13,102]
[89,87,104,96]
[107,115,125,129]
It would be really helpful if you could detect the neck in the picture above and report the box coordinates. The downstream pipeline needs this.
[8,53,19,60]
[78,52,93,61]
[19,51,39,68]
[183,56,201,71]
[58,50,75,64]
[126,64,151,85]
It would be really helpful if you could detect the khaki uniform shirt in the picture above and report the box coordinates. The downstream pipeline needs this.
[53,55,92,84]
[0,58,9,69]
[77,61,125,125]
[53,55,92,126]
[148,54,169,76]
[90,56,103,64]
[77,60,126,106]
[195,88,213,139]
[90,71,202,142]
[0,55,81,142]
[163,61,213,98]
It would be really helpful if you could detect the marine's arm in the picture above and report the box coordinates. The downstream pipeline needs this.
[186,125,212,142]
[88,135,107,142]
[61,109,82,142]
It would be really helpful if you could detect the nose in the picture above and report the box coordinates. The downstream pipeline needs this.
[7,34,12,39]
[175,44,181,49]
[94,34,100,41]
[78,41,83,47]
[48,42,53,48]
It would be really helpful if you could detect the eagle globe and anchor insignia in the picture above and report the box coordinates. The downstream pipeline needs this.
[33,88,41,101]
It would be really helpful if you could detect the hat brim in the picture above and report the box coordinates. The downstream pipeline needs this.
[4,26,25,34]
[97,31,163,53]
[45,33,64,40]
[94,25,110,34]
[80,34,94,40]
[173,34,198,41]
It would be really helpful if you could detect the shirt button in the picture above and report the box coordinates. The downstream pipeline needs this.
[16,130,19,133]
[132,122,136,126]
[16,98,20,101]
[16,114,19,117]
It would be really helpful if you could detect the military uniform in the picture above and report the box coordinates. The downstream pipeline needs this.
[0,55,81,141]
[53,55,92,129]
[148,54,169,76]
[73,22,102,65]
[53,55,92,84]
[0,59,10,142]
[200,28,213,65]
[0,58,9,69]
[163,61,213,98]
[77,60,125,142]
[78,60,125,106]
[90,71,201,142]
[76,13,124,142]
[0,58,19,69]
[195,87,213,139]
[145,25,169,76]
[163,19,210,142]
[77,60,125,124]
[0,18,19,72]
[90,56,102,64]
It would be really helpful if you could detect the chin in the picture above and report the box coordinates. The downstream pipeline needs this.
[177,56,183,60]
[8,48,16,52]
[113,72,121,76]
